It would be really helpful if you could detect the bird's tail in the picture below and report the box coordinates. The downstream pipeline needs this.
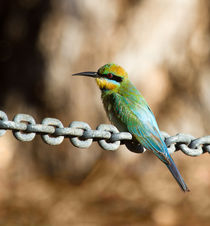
[167,156,190,192]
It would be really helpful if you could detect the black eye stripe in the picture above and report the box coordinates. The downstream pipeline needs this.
[104,74,123,82]
[112,75,123,82]
[97,72,123,83]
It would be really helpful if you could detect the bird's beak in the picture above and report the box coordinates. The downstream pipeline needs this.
[72,71,99,78]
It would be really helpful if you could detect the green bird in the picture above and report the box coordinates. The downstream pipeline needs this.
[73,63,189,192]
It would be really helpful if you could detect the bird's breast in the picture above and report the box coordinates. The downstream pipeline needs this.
[102,95,128,132]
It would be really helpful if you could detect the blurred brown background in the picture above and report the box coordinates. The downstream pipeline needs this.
[0,0,210,225]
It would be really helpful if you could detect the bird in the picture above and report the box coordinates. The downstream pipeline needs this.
[73,63,189,192]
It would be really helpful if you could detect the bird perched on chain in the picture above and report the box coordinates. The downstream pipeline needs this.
[73,63,189,192]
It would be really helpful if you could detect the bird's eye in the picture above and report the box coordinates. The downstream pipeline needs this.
[107,73,113,79]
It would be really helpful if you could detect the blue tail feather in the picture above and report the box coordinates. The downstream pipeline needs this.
[167,156,190,192]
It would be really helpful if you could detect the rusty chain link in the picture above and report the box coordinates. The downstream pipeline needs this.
[0,110,209,156]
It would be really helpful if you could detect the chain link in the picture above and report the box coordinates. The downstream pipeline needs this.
[0,110,209,156]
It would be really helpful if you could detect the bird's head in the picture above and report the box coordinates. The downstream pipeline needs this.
[73,63,128,90]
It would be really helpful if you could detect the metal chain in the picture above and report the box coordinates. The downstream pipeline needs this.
[0,110,209,156]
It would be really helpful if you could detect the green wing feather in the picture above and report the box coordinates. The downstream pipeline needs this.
[102,82,170,164]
